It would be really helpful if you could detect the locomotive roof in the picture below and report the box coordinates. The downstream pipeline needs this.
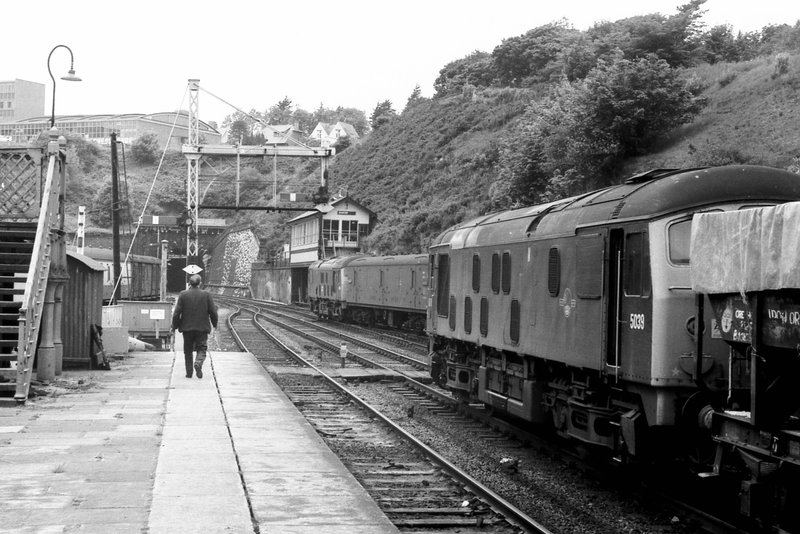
[310,254,427,269]
[346,254,428,267]
[432,166,800,249]
[308,255,366,270]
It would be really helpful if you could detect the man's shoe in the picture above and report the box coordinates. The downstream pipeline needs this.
[194,363,203,379]
[186,373,192,378]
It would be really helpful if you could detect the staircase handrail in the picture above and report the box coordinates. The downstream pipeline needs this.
[14,134,63,401]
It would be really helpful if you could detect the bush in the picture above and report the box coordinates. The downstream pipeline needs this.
[131,132,159,164]
[772,53,790,78]
[718,71,737,87]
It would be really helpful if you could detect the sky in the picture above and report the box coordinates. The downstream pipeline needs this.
[2,0,798,127]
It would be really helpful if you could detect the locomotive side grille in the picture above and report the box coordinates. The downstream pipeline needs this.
[610,200,626,219]
[548,248,560,296]
[480,297,489,336]
[510,299,520,343]
[501,252,511,294]
[448,296,456,331]
[464,296,472,334]
[491,253,500,293]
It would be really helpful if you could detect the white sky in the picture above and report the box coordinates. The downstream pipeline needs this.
[2,0,797,126]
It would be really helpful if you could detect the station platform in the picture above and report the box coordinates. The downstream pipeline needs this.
[0,341,398,533]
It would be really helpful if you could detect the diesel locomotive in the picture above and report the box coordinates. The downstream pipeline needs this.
[308,253,427,331]
[427,165,800,529]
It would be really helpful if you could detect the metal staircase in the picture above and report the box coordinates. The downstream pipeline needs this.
[0,132,65,401]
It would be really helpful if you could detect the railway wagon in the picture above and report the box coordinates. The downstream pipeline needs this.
[690,202,800,531]
[427,165,800,469]
[309,254,428,330]
[81,247,161,301]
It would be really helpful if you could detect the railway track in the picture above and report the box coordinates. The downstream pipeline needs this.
[214,298,748,533]
[220,300,550,533]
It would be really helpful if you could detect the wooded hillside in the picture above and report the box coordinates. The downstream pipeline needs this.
[60,0,800,258]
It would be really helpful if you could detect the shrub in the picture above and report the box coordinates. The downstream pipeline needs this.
[772,53,790,78]
[131,132,159,164]
[718,71,737,87]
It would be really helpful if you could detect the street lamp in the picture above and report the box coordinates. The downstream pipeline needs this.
[47,44,82,128]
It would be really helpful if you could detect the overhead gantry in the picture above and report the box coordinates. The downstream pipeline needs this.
[182,79,334,259]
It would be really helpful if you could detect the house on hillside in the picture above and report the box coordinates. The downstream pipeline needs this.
[221,123,307,145]
[261,124,307,144]
[308,122,359,147]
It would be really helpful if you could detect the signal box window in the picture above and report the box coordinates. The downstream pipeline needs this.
[323,220,339,242]
[501,252,511,294]
[480,297,489,336]
[472,255,480,292]
[437,254,450,317]
[341,220,358,242]
[491,253,500,293]
[464,297,473,334]
[624,232,651,297]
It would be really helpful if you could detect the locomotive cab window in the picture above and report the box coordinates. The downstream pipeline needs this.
[667,219,692,265]
[624,232,651,297]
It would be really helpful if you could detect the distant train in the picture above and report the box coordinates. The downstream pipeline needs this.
[308,254,427,331]
[79,247,161,301]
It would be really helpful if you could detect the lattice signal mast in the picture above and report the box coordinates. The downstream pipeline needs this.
[183,79,333,260]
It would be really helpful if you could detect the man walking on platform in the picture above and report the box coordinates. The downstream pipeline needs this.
[171,274,218,379]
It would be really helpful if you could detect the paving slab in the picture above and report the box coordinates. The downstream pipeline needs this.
[1,334,398,533]
[0,350,168,532]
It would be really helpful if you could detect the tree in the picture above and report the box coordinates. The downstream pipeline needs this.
[267,97,294,124]
[587,0,707,67]
[131,133,159,164]
[433,51,495,96]
[492,20,582,85]
[496,54,706,206]
[370,100,397,130]
[228,120,249,144]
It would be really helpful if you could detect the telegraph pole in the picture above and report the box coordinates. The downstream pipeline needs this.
[110,132,121,303]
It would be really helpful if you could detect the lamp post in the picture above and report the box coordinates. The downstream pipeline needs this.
[47,44,81,128]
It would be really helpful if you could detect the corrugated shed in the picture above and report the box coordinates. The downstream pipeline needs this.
[63,251,104,366]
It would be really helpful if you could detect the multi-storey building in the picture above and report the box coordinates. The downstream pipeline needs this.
[0,79,45,123]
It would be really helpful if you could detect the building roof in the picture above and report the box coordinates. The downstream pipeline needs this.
[66,250,105,272]
[286,195,375,224]
[6,112,219,133]
[310,122,358,138]
[335,122,359,138]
